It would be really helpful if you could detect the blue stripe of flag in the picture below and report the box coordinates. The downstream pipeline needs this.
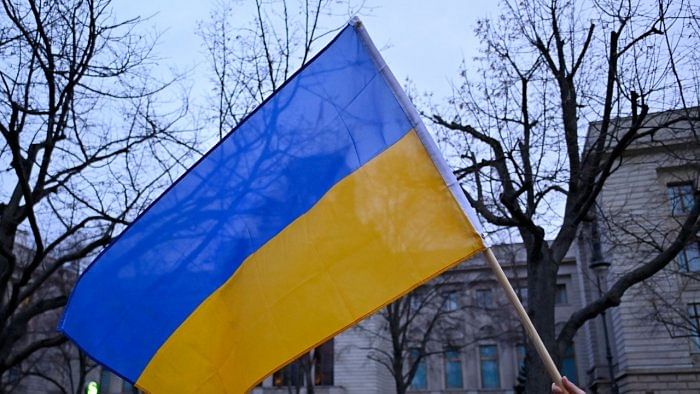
[60,24,411,381]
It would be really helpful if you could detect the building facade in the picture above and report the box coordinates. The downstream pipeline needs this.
[577,109,700,393]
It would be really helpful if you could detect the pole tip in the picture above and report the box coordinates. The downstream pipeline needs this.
[348,16,362,28]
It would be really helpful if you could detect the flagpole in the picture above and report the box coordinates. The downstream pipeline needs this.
[350,17,567,393]
[483,248,566,392]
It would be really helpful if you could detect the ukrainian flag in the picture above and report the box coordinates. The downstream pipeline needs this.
[60,18,484,393]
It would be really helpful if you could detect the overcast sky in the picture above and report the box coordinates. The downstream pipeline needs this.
[114,0,499,106]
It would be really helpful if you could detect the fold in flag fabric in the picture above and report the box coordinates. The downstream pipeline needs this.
[60,18,485,393]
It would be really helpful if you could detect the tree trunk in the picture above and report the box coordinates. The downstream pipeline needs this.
[75,350,87,394]
[393,356,406,394]
[395,380,406,394]
[525,252,559,393]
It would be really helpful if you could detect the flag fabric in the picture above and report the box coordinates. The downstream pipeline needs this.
[60,18,484,393]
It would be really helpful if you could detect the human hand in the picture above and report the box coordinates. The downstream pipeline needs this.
[551,376,585,394]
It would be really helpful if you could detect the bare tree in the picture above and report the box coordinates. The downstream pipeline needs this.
[197,0,364,139]
[431,0,700,391]
[358,271,521,394]
[5,255,96,394]
[196,3,360,392]
[643,269,700,342]
[0,0,198,390]
[18,344,96,394]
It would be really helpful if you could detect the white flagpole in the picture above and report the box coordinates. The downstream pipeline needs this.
[483,248,566,392]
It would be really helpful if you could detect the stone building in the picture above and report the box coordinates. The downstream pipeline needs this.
[576,108,700,393]
[2,234,95,394]
[13,108,700,393]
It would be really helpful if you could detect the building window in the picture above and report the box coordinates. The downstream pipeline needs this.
[475,288,494,308]
[100,369,111,392]
[479,345,500,388]
[515,343,526,371]
[677,243,700,272]
[517,287,528,306]
[555,284,568,305]
[444,291,459,312]
[273,358,303,388]
[273,340,334,387]
[444,348,463,389]
[668,182,695,215]
[561,343,578,385]
[409,348,427,390]
[314,339,334,386]
[7,366,20,385]
[410,290,425,310]
[688,303,700,350]
[122,379,139,394]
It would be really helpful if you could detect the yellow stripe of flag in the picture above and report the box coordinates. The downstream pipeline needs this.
[137,130,484,392]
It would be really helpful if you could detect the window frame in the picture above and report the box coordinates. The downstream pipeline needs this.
[475,288,494,309]
[667,181,695,216]
[687,303,700,351]
[444,291,459,312]
[314,339,334,386]
[99,369,111,393]
[555,283,569,305]
[677,243,700,273]
[561,343,578,385]
[517,286,528,307]
[122,378,139,394]
[515,343,526,372]
[443,348,463,390]
[410,290,426,311]
[409,348,428,390]
[478,344,501,389]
